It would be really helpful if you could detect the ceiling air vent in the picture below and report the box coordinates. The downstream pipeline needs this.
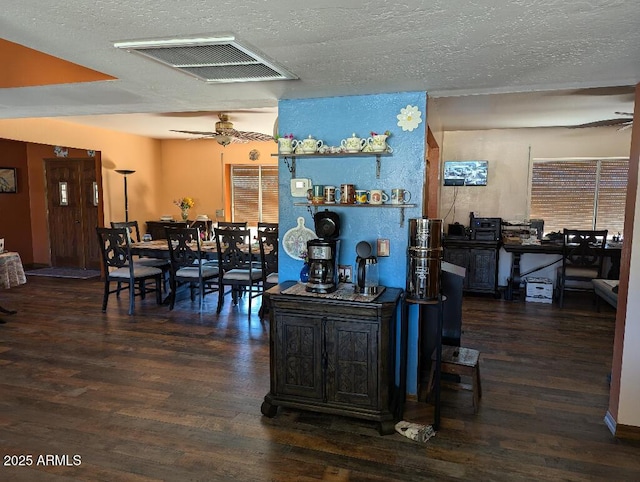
[114,35,297,83]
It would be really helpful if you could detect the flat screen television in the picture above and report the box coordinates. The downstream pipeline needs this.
[443,160,488,186]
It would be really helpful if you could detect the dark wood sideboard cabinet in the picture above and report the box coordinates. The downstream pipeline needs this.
[261,281,403,435]
[145,221,189,240]
[443,238,500,296]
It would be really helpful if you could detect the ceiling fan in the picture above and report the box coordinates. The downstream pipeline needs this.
[170,113,274,146]
[571,111,634,130]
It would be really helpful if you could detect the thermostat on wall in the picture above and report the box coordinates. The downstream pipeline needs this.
[290,178,312,197]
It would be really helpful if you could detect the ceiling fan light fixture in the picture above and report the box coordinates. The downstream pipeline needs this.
[113,34,298,84]
[216,135,233,146]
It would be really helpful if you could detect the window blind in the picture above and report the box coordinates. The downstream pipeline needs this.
[530,159,628,236]
[231,165,279,225]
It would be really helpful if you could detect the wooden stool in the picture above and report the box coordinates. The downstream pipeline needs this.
[427,345,482,413]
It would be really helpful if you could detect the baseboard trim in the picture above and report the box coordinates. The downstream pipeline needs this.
[604,410,640,441]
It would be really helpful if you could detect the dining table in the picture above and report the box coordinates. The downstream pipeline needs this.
[0,251,27,322]
[131,239,221,260]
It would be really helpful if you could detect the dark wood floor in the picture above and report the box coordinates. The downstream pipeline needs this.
[1,276,639,481]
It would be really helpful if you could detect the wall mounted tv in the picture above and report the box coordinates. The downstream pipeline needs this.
[443,160,488,186]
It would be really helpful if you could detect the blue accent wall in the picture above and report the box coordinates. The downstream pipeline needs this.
[277,91,427,394]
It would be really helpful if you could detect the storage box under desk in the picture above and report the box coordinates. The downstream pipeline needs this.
[525,277,553,303]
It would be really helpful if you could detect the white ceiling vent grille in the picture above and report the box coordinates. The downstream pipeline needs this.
[114,36,297,83]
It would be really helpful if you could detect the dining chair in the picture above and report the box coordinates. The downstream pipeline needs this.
[258,229,279,319]
[214,227,263,315]
[166,227,220,311]
[556,229,608,308]
[111,220,171,291]
[96,227,163,315]
[190,219,214,240]
[257,222,279,232]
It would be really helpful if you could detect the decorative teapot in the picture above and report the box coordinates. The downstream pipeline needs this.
[340,133,367,152]
[301,135,324,154]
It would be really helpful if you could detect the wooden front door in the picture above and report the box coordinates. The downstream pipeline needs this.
[45,158,101,269]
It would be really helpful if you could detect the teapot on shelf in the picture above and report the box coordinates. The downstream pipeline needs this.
[301,135,324,154]
[340,133,367,153]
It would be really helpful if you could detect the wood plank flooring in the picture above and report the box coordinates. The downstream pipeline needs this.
[1,277,639,481]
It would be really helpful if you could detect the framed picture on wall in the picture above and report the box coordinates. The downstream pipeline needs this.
[0,168,17,193]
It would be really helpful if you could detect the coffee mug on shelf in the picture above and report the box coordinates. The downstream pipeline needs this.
[391,188,411,204]
[368,189,389,205]
[336,184,356,204]
[355,189,368,204]
[324,185,336,204]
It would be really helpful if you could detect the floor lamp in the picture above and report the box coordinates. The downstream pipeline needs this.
[115,169,135,222]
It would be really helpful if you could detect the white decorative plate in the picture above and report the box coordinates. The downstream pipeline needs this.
[282,217,317,260]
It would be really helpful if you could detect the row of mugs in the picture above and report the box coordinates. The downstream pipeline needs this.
[278,134,390,154]
[307,184,411,205]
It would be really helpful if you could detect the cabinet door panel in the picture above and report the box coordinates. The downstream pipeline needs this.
[443,248,470,289]
[326,319,378,407]
[275,313,324,400]
[469,249,496,291]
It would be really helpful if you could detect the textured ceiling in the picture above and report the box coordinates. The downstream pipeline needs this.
[1,0,638,137]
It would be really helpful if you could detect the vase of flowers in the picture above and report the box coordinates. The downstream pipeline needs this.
[275,133,295,154]
[174,197,195,221]
[367,130,392,152]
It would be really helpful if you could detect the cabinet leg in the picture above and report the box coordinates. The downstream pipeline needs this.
[379,419,396,436]
[261,400,278,418]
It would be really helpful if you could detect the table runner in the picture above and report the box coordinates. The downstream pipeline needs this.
[0,252,27,290]
[281,282,385,302]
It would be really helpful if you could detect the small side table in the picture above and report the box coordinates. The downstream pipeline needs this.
[401,294,446,430]
[0,251,27,321]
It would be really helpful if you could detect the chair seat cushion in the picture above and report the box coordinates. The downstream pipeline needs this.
[176,266,219,278]
[564,266,600,279]
[266,272,279,284]
[593,278,619,308]
[224,268,262,281]
[109,266,162,279]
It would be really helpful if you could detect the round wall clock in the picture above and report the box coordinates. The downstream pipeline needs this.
[249,149,260,161]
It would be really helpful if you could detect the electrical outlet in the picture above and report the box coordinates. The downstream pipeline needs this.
[215,209,224,218]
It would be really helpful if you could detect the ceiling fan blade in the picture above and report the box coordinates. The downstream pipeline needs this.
[170,129,217,136]
[228,129,274,142]
[569,118,633,128]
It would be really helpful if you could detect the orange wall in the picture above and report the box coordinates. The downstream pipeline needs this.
[160,139,277,221]
[0,117,277,265]
[0,139,33,262]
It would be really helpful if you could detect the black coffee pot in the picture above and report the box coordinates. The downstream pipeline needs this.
[355,241,380,295]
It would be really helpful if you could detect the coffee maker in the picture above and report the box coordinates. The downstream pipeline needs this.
[306,210,340,293]
[354,241,380,295]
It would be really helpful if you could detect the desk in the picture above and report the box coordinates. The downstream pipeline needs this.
[0,251,26,319]
[503,242,622,301]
